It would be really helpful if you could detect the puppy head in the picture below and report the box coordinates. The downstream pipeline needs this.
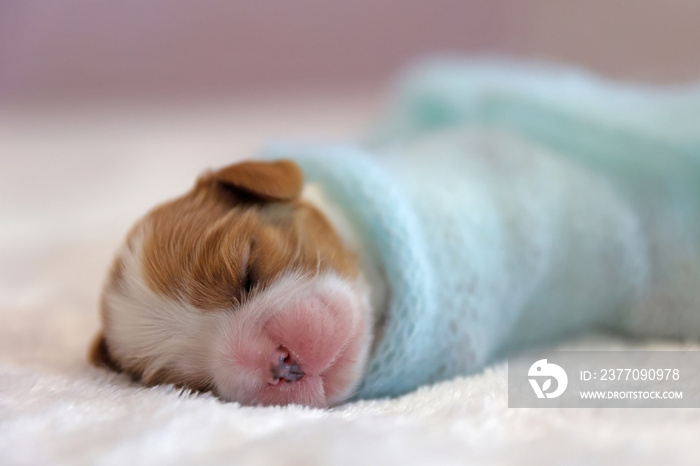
[91,160,372,407]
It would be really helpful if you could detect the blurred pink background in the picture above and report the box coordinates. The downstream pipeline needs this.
[2,0,700,103]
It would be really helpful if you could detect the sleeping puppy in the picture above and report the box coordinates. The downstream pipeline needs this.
[90,160,378,407]
[91,61,700,407]
[90,127,700,408]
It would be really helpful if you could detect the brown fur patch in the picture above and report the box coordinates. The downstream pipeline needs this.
[209,159,303,202]
[139,178,359,310]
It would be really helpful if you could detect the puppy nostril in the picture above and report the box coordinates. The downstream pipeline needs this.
[269,346,304,384]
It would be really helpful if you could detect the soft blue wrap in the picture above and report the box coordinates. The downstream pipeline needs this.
[262,60,700,400]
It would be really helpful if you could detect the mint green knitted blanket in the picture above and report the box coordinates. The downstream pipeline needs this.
[262,60,700,399]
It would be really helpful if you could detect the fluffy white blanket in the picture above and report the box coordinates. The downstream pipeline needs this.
[2,94,699,465]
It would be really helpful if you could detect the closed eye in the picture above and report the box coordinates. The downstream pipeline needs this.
[242,269,254,294]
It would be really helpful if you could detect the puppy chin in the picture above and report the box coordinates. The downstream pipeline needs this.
[211,272,372,407]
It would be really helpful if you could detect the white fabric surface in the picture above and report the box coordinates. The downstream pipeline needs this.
[2,93,699,465]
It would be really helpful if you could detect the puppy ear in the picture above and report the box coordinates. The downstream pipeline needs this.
[208,159,303,202]
[88,333,121,372]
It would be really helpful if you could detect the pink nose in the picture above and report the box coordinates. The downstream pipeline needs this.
[267,346,304,385]
[243,293,366,406]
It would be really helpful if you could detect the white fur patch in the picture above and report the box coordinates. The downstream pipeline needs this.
[103,233,224,385]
